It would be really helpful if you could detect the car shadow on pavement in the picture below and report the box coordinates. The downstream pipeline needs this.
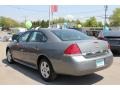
[2,59,104,85]
[112,51,120,57]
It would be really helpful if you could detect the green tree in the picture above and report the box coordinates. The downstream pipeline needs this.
[31,20,49,28]
[84,17,98,27]
[109,8,120,26]
[20,22,26,28]
[52,17,65,24]
[45,20,49,28]
[97,21,103,27]
[0,16,20,28]
[41,20,46,28]
[32,20,41,28]
[75,19,81,24]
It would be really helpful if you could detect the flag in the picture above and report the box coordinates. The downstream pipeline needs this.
[51,5,58,13]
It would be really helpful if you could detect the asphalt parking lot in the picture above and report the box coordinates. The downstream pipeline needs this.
[0,42,120,85]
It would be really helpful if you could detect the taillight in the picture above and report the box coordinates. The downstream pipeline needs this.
[64,44,81,54]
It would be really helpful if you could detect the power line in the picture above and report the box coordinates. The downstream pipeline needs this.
[8,5,48,13]
[59,8,104,14]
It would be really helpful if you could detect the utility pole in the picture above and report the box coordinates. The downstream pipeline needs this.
[49,6,51,28]
[104,5,108,26]
[51,11,53,27]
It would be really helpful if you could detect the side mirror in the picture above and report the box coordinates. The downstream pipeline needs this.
[12,34,19,42]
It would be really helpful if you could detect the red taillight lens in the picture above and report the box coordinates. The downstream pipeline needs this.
[64,44,81,54]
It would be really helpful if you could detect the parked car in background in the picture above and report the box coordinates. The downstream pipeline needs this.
[7,32,12,41]
[2,32,12,42]
[98,30,120,53]
[0,36,2,42]
[10,27,27,34]
[69,28,101,37]
[6,29,113,81]
[86,30,101,37]
[0,32,12,42]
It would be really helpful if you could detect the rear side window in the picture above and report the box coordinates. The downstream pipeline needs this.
[52,30,90,41]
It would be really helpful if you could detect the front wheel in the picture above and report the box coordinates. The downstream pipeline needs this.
[39,58,57,81]
[6,49,14,64]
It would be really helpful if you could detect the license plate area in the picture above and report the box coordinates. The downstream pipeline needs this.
[96,59,105,68]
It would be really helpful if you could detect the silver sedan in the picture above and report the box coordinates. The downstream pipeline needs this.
[6,29,113,81]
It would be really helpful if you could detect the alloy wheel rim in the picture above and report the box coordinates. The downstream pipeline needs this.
[7,51,12,62]
[40,61,50,79]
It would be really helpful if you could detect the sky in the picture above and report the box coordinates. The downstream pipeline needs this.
[0,5,120,23]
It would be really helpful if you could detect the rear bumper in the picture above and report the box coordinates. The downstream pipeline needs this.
[52,51,113,76]
[71,56,113,76]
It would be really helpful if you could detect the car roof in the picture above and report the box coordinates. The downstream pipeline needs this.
[26,28,77,33]
[38,28,76,31]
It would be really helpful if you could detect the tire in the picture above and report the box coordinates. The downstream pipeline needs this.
[6,49,14,64]
[38,58,57,81]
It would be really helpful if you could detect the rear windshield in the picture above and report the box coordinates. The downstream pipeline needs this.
[52,30,91,41]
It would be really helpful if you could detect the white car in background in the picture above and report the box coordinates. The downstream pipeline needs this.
[18,28,27,32]
[0,32,12,42]
[0,36,2,42]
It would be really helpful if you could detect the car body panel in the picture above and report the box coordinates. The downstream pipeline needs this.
[7,29,113,76]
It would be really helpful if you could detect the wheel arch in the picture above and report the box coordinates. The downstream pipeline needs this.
[37,55,53,69]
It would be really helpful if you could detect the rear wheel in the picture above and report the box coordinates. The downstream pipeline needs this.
[38,58,57,81]
[6,49,14,64]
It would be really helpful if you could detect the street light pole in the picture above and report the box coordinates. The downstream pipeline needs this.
[104,5,108,26]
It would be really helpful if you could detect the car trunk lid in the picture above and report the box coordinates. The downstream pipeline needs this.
[76,40,109,58]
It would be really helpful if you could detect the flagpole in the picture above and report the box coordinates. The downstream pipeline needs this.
[51,5,58,28]
[49,5,51,28]
[51,11,53,27]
